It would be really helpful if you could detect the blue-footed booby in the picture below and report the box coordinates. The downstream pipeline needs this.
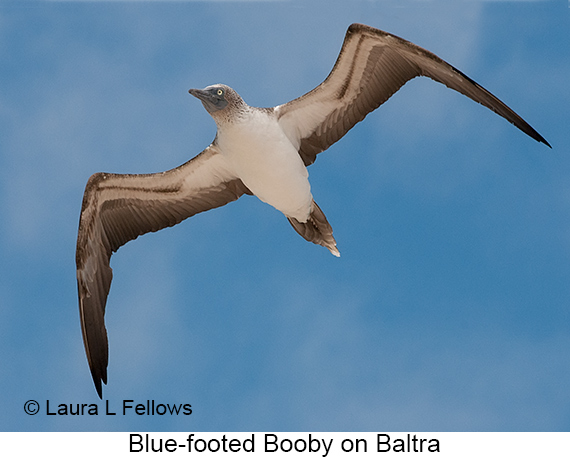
[76,23,550,398]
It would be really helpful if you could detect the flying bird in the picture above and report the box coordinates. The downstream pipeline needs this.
[76,23,550,398]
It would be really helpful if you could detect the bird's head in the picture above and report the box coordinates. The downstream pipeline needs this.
[188,84,245,121]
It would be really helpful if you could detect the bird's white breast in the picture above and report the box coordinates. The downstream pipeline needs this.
[216,109,313,221]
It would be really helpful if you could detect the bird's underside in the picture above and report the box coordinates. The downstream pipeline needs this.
[76,23,550,398]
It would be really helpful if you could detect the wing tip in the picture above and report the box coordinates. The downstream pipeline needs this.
[521,124,551,148]
[92,370,107,399]
[537,134,552,149]
[95,381,103,399]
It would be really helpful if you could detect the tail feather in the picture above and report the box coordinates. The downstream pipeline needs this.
[287,200,340,257]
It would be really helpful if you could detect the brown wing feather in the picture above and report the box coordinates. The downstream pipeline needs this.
[76,145,249,397]
[276,23,549,166]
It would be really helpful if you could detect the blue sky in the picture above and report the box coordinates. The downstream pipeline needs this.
[1,0,569,432]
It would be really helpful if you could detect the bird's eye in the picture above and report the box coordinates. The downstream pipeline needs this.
[217,89,223,96]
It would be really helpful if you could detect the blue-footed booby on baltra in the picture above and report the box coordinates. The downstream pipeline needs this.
[76,23,550,398]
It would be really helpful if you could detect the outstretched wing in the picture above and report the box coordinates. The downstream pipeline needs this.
[76,144,249,398]
[276,23,550,166]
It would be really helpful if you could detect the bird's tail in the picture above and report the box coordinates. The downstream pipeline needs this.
[287,200,340,257]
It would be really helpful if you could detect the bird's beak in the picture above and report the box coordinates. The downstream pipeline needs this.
[188,88,210,103]
[188,88,228,114]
